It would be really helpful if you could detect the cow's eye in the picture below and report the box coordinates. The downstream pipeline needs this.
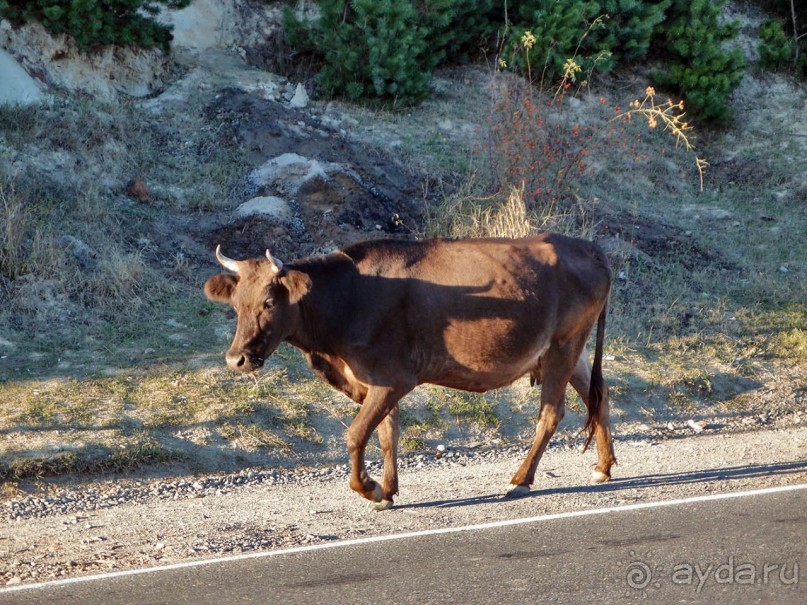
[264,298,275,309]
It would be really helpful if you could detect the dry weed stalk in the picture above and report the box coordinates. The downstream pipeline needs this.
[624,86,708,191]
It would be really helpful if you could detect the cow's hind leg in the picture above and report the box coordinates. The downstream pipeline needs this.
[507,349,575,497]
[375,404,400,510]
[346,384,410,510]
[569,354,616,484]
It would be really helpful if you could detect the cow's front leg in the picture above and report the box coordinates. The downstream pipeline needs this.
[346,384,410,510]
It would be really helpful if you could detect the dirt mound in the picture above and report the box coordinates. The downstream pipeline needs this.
[200,89,425,262]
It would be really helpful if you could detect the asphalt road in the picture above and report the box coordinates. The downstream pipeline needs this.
[2,485,804,605]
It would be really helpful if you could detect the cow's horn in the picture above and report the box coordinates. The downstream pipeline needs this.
[265,250,284,273]
[215,245,241,274]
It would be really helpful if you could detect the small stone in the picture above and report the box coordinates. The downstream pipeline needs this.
[236,196,292,221]
[779,265,789,274]
[687,419,707,433]
[289,83,309,108]
[6,577,22,586]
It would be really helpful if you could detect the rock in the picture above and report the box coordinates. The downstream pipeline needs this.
[687,419,708,433]
[0,49,46,106]
[248,153,345,194]
[1,21,167,101]
[156,0,239,51]
[236,196,292,221]
[289,83,309,108]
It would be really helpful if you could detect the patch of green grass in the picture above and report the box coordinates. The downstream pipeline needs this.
[443,391,500,430]
[399,435,427,452]
[765,328,807,362]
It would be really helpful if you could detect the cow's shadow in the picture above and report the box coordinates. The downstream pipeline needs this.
[397,459,807,510]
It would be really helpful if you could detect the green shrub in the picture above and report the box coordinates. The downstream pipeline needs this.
[407,0,497,73]
[285,0,498,105]
[759,19,795,71]
[502,1,672,84]
[654,0,746,124]
[503,1,601,84]
[589,0,671,67]
[285,0,432,104]
[0,0,190,51]
[753,1,806,75]
[286,0,749,121]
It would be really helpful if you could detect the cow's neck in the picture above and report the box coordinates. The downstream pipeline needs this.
[286,284,342,358]
[283,256,357,358]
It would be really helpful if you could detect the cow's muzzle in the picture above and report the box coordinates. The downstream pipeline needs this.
[225,350,264,373]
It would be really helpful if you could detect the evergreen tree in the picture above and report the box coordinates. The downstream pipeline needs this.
[285,0,491,105]
[654,0,746,123]
[759,19,795,71]
[506,1,601,83]
[590,0,670,68]
[0,0,190,51]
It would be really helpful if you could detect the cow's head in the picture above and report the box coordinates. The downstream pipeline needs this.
[204,246,311,373]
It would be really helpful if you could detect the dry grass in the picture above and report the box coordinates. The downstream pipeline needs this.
[425,182,597,241]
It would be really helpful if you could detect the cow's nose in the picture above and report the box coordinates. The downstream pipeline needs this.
[225,350,248,371]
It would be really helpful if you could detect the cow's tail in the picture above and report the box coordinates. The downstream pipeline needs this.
[583,299,608,452]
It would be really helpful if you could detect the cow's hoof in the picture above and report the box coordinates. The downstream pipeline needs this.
[591,470,611,484]
[370,499,394,512]
[371,483,384,501]
[505,485,530,498]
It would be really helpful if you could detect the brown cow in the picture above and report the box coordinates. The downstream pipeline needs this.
[204,234,615,509]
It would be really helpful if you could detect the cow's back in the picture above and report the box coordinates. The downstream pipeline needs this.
[334,235,610,390]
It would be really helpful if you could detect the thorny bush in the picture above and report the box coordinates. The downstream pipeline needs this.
[481,71,704,218]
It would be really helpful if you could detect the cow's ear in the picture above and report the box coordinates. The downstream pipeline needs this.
[204,274,238,303]
[281,270,312,304]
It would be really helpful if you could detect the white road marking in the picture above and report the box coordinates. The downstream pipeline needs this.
[4,483,806,593]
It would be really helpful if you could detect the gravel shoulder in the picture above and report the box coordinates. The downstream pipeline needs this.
[2,425,806,587]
